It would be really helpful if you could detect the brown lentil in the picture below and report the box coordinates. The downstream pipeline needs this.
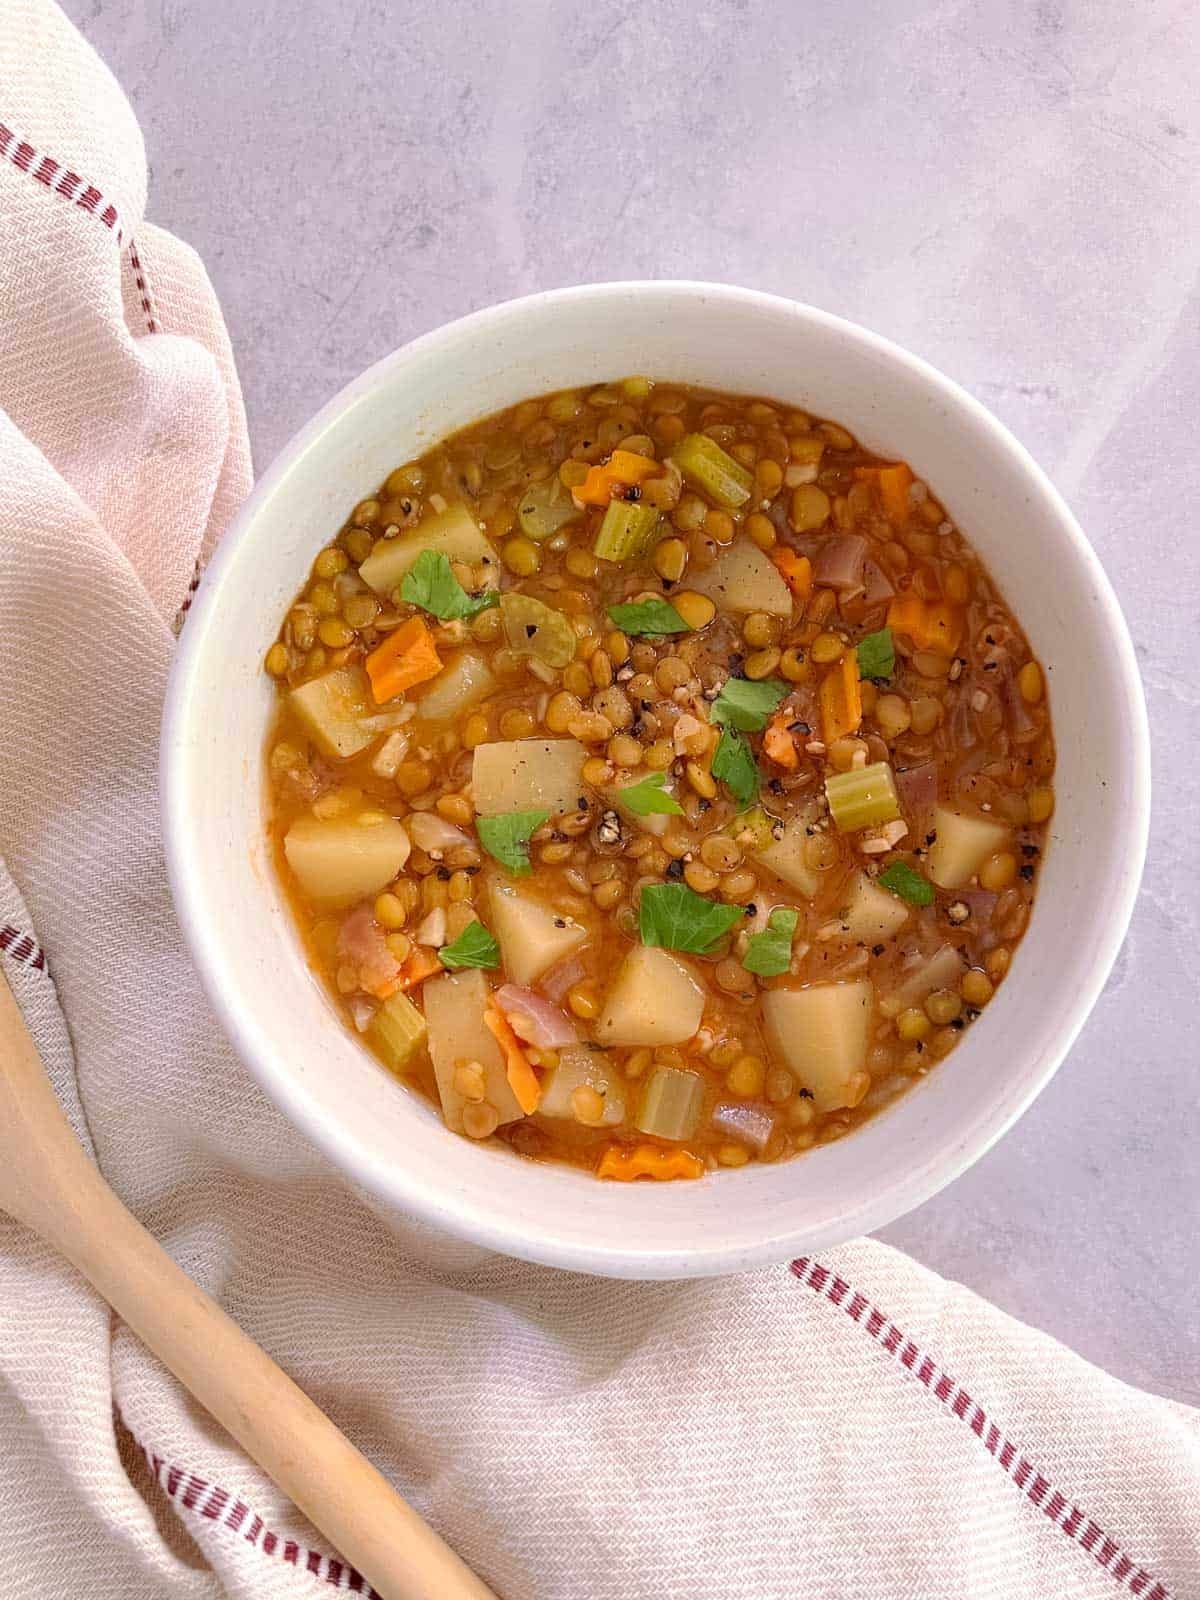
[671,590,716,630]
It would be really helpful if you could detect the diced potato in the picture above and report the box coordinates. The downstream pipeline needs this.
[926,806,1010,889]
[288,667,376,760]
[422,967,525,1134]
[368,991,427,1075]
[283,813,410,908]
[755,814,821,898]
[358,503,498,597]
[595,946,704,1047]
[412,651,496,722]
[688,539,792,617]
[538,1046,625,1125]
[472,738,588,817]
[836,872,912,944]
[762,980,874,1112]
[488,880,588,986]
[880,945,965,1017]
[735,806,778,853]
[607,781,673,837]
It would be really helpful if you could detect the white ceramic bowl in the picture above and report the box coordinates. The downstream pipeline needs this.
[162,282,1149,1279]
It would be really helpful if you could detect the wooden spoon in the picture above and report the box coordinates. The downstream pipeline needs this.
[0,970,496,1600]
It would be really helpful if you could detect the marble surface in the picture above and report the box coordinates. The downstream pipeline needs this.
[66,0,1198,1402]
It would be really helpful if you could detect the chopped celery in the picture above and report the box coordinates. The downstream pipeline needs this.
[825,762,900,833]
[516,477,582,542]
[499,592,576,667]
[368,991,427,1075]
[593,499,660,562]
[636,1066,704,1141]
[671,433,754,509]
[737,806,779,854]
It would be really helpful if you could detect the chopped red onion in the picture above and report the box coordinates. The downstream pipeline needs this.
[767,498,791,534]
[949,694,979,752]
[539,954,588,1003]
[348,996,378,1033]
[812,534,868,592]
[337,903,400,994]
[957,888,998,923]
[1001,668,1039,743]
[895,761,938,842]
[406,812,470,853]
[710,1101,777,1151]
[862,558,896,607]
[495,984,578,1048]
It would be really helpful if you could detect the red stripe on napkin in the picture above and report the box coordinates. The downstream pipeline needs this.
[791,1258,1170,1599]
[141,1445,380,1595]
[0,118,125,241]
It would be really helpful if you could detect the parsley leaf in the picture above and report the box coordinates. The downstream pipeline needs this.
[741,907,799,977]
[438,920,500,970]
[877,861,935,907]
[710,676,789,731]
[400,548,499,621]
[605,598,691,636]
[638,882,744,954]
[711,727,760,809]
[616,771,685,817]
[856,627,895,681]
[475,809,551,876]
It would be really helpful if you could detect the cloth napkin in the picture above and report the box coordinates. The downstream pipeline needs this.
[1,5,1197,1598]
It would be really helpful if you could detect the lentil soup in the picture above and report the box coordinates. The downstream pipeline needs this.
[264,378,1054,1181]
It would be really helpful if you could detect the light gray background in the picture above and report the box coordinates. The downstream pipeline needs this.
[66,0,1199,1403]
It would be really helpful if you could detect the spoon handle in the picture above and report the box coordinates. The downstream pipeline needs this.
[0,974,495,1600]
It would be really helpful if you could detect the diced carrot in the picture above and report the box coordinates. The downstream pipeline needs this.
[596,1144,705,1182]
[763,709,800,770]
[369,947,441,1001]
[574,450,661,507]
[364,616,442,703]
[855,462,914,526]
[398,948,441,991]
[771,548,813,600]
[886,592,963,655]
[483,1005,542,1115]
[877,463,914,524]
[819,652,863,745]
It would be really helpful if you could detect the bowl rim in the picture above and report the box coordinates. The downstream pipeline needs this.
[162,280,1151,1277]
